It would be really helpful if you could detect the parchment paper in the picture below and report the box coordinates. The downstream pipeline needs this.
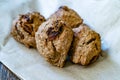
[0,0,120,80]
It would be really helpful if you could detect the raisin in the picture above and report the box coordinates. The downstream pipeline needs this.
[95,43,98,50]
[23,25,33,35]
[22,15,33,23]
[87,38,95,44]
[46,26,62,41]
[46,27,54,36]
[15,26,24,39]
[90,56,98,63]
[47,28,59,40]
[59,6,69,11]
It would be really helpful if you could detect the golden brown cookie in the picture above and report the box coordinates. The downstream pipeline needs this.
[35,19,73,67]
[49,6,83,28]
[69,24,101,65]
[11,12,46,48]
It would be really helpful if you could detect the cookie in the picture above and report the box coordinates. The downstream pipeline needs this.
[11,12,46,48]
[35,19,73,67]
[49,6,83,28]
[69,24,101,65]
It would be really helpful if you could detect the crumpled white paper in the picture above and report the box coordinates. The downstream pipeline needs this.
[0,0,120,80]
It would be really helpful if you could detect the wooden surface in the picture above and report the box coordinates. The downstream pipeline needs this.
[0,62,21,80]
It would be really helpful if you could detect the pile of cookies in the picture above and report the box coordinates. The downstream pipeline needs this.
[11,6,101,68]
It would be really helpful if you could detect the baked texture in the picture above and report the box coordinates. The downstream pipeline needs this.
[11,12,45,48]
[35,19,73,67]
[49,6,83,28]
[69,24,101,65]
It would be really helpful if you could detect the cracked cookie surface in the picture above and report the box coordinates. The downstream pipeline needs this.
[49,6,83,28]
[35,19,73,67]
[69,24,101,65]
[11,12,46,48]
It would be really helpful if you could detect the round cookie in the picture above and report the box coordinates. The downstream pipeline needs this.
[49,6,83,28]
[11,12,46,48]
[69,24,101,65]
[35,19,73,67]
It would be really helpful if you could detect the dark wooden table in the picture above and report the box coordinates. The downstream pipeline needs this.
[0,62,21,80]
